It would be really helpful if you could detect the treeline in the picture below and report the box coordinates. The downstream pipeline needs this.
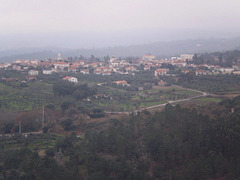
[53,80,97,99]
[1,96,240,179]
[193,49,240,67]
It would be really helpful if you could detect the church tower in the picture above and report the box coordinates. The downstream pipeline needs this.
[57,53,62,61]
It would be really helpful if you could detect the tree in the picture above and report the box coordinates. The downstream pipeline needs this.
[3,122,14,134]
[15,111,42,132]
[53,80,75,96]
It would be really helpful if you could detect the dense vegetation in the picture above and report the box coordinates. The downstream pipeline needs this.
[193,50,240,67]
[162,74,240,94]
[53,80,96,99]
[0,96,240,179]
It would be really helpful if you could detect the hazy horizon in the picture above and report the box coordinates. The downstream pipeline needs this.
[0,0,240,50]
[0,29,239,51]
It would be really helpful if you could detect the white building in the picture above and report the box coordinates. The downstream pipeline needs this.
[43,70,52,75]
[219,68,234,74]
[143,54,156,60]
[80,69,89,74]
[180,54,194,60]
[28,70,39,76]
[154,68,169,76]
[63,76,78,83]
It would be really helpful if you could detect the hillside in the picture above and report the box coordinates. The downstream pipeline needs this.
[1,37,240,62]
[0,96,240,179]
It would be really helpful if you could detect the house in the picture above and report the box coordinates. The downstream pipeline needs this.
[158,80,167,86]
[144,65,151,71]
[26,76,37,81]
[143,54,156,60]
[63,76,78,83]
[91,62,99,68]
[102,71,112,76]
[214,65,221,70]
[171,60,187,67]
[1,78,19,82]
[38,62,52,68]
[232,64,240,71]
[180,54,194,60]
[12,65,22,71]
[120,60,129,66]
[113,80,129,86]
[110,60,121,68]
[183,70,190,74]
[51,68,59,73]
[80,69,89,74]
[233,71,240,75]
[28,70,39,76]
[30,59,41,65]
[78,60,86,65]
[219,68,233,74]
[155,68,169,76]
[125,66,137,72]
[43,70,52,75]
[195,70,208,75]
[68,67,77,73]
[95,67,112,72]
[109,57,117,63]
[0,63,11,69]
[53,62,69,69]
[93,94,110,99]
[94,70,102,75]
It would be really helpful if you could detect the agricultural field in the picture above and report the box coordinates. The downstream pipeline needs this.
[0,81,61,111]
[0,70,205,113]
[86,84,202,112]
[0,133,63,151]
[189,97,224,106]
[162,74,240,95]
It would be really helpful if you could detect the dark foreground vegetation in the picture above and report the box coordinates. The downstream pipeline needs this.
[0,96,240,179]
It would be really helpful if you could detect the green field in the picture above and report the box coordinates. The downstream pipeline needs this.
[0,78,204,112]
[0,70,205,112]
[0,81,61,111]
[0,133,63,151]
[195,97,223,103]
[89,85,202,111]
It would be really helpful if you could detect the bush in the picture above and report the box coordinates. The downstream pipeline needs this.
[88,109,105,118]
[42,126,49,133]
[60,119,76,131]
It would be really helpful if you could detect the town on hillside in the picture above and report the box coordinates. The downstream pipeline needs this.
[1,52,240,84]
[1,50,240,113]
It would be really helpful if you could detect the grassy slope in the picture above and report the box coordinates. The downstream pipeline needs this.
[0,81,59,111]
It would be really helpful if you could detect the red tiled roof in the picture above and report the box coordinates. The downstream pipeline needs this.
[63,76,75,80]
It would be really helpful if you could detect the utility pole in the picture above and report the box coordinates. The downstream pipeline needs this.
[19,121,21,134]
[42,106,45,128]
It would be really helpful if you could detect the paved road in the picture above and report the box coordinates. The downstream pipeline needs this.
[106,86,210,115]
[1,86,211,137]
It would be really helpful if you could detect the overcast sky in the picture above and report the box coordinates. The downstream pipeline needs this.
[0,0,240,48]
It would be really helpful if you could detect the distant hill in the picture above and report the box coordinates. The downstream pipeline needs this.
[1,37,240,62]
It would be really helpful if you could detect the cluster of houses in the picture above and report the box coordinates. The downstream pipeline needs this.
[1,53,240,84]
[182,64,240,75]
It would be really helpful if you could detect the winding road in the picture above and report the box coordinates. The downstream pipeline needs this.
[105,86,211,115]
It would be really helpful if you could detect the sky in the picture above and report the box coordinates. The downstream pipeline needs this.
[0,0,240,49]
